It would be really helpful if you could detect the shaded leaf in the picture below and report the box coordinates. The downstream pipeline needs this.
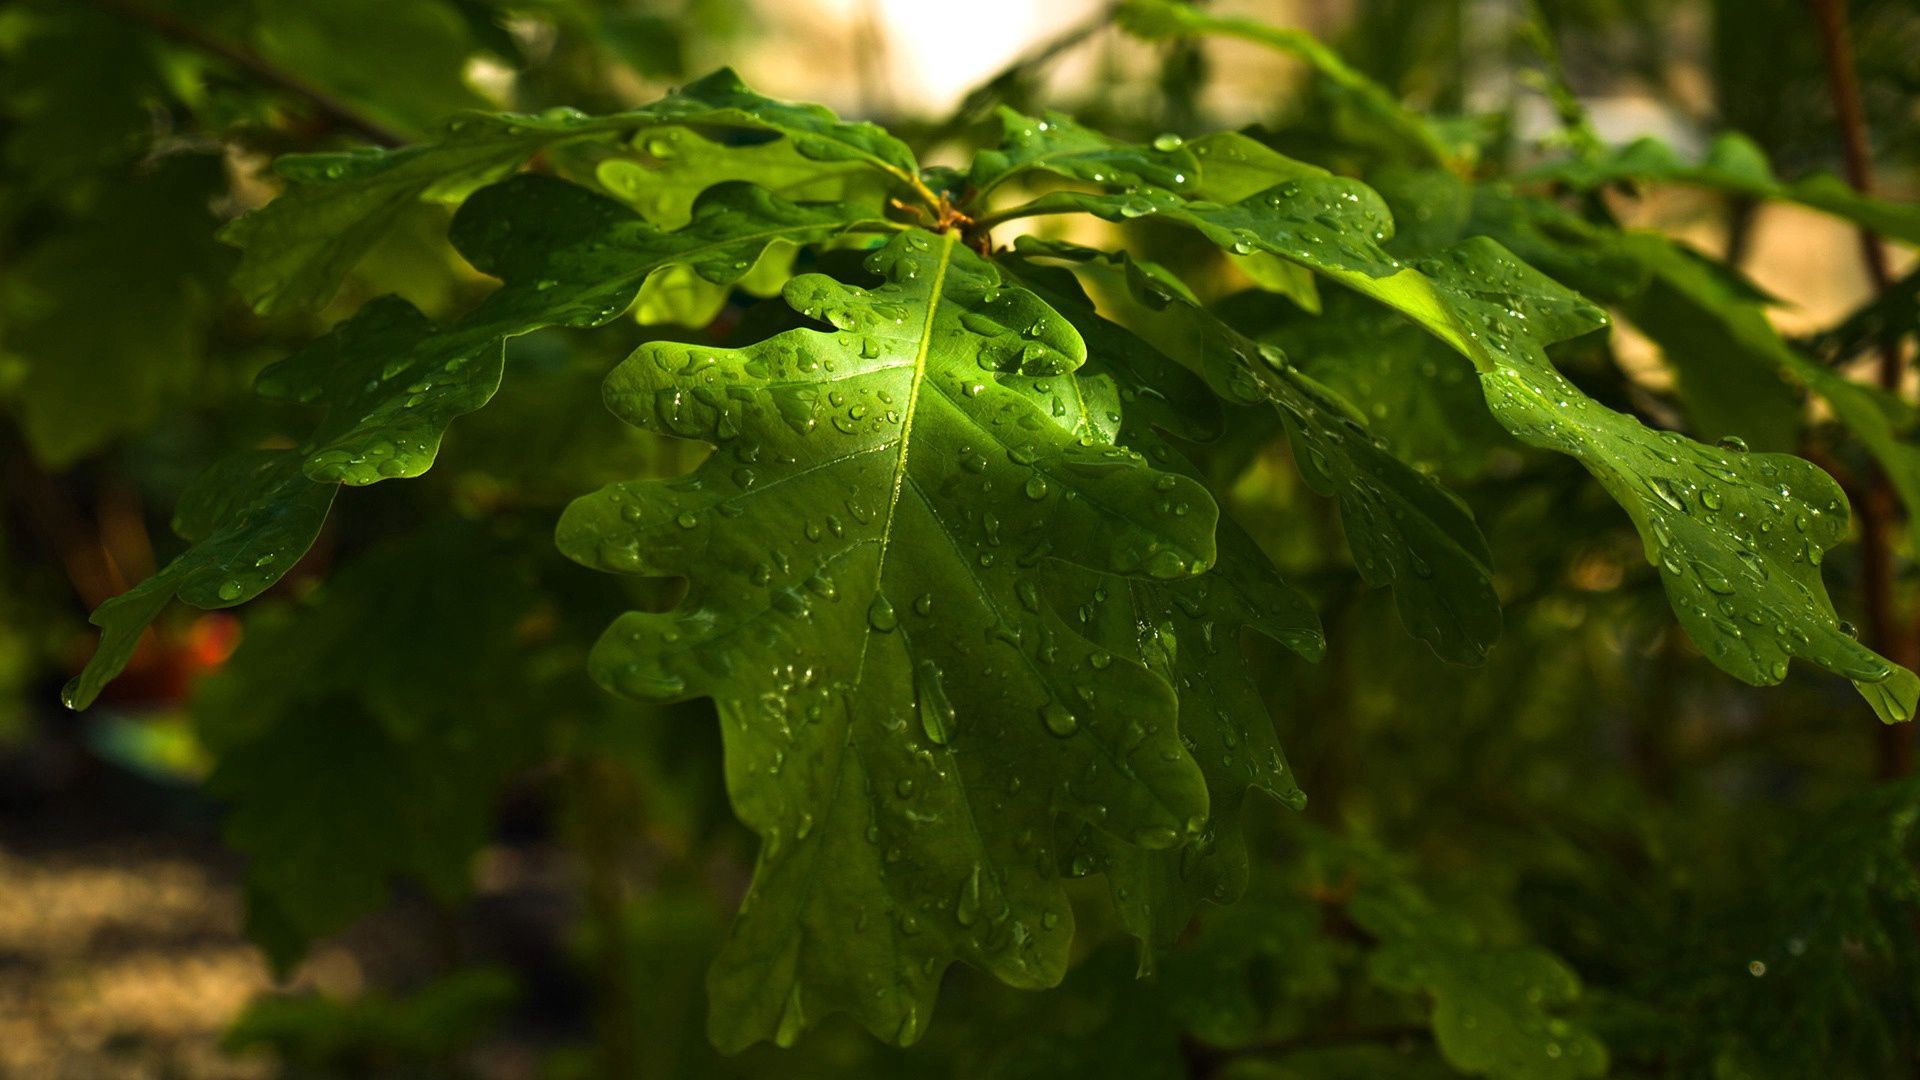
[1,155,232,466]
[62,451,334,711]
[224,68,924,313]
[67,174,871,707]
[195,525,547,963]
[1525,133,1920,246]
[1003,256,1323,953]
[1015,237,1500,664]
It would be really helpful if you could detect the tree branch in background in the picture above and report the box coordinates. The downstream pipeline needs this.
[920,4,1120,151]
[84,0,411,148]
[1806,0,1915,778]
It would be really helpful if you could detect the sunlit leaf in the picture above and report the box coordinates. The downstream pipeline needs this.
[559,229,1221,1049]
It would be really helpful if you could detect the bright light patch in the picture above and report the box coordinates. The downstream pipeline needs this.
[871,0,1103,112]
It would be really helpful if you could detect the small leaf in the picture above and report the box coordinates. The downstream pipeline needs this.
[63,452,335,711]
[1366,937,1608,1080]
[593,124,892,230]
[966,107,1200,201]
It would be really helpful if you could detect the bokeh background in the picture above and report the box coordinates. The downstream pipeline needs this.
[1,1,1917,1077]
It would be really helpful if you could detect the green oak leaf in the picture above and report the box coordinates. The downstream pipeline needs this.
[593,125,893,230]
[1415,240,1918,723]
[254,294,502,486]
[1231,286,1507,478]
[1003,256,1324,954]
[1009,168,1918,720]
[196,524,546,967]
[1524,132,1920,246]
[66,175,872,708]
[1185,131,1329,204]
[2,154,232,467]
[557,229,1219,1050]
[62,451,334,710]
[270,174,874,485]
[1368,940,1606,1080]
[965,107,1201,202]
[1613,234,1920,540]
[1014,237,1500,664]
[1451,181,1920,556]
[1355,892,1607,1080]
[224,68,923,313]
[1372,172,1805,453]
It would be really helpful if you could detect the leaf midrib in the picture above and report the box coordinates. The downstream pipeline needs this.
[857,229,956,679]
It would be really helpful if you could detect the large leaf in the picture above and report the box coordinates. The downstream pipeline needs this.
[224,68,924,313]
[67,174,866,708]
[557,229,1221,1049]
[1006,169,1919,721]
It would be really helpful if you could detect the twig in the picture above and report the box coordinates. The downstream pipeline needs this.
[83,0,410,148]
[1807,0,1902,365]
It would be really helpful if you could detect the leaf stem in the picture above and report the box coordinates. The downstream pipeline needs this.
[82,0,411,148]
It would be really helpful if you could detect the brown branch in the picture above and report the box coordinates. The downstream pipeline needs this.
[1807,0,1901,384]
[1807,0,1915,778]
[83,0,410,148]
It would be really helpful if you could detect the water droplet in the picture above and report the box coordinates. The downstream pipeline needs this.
[917,660,956,745]
[868,595,899,632]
